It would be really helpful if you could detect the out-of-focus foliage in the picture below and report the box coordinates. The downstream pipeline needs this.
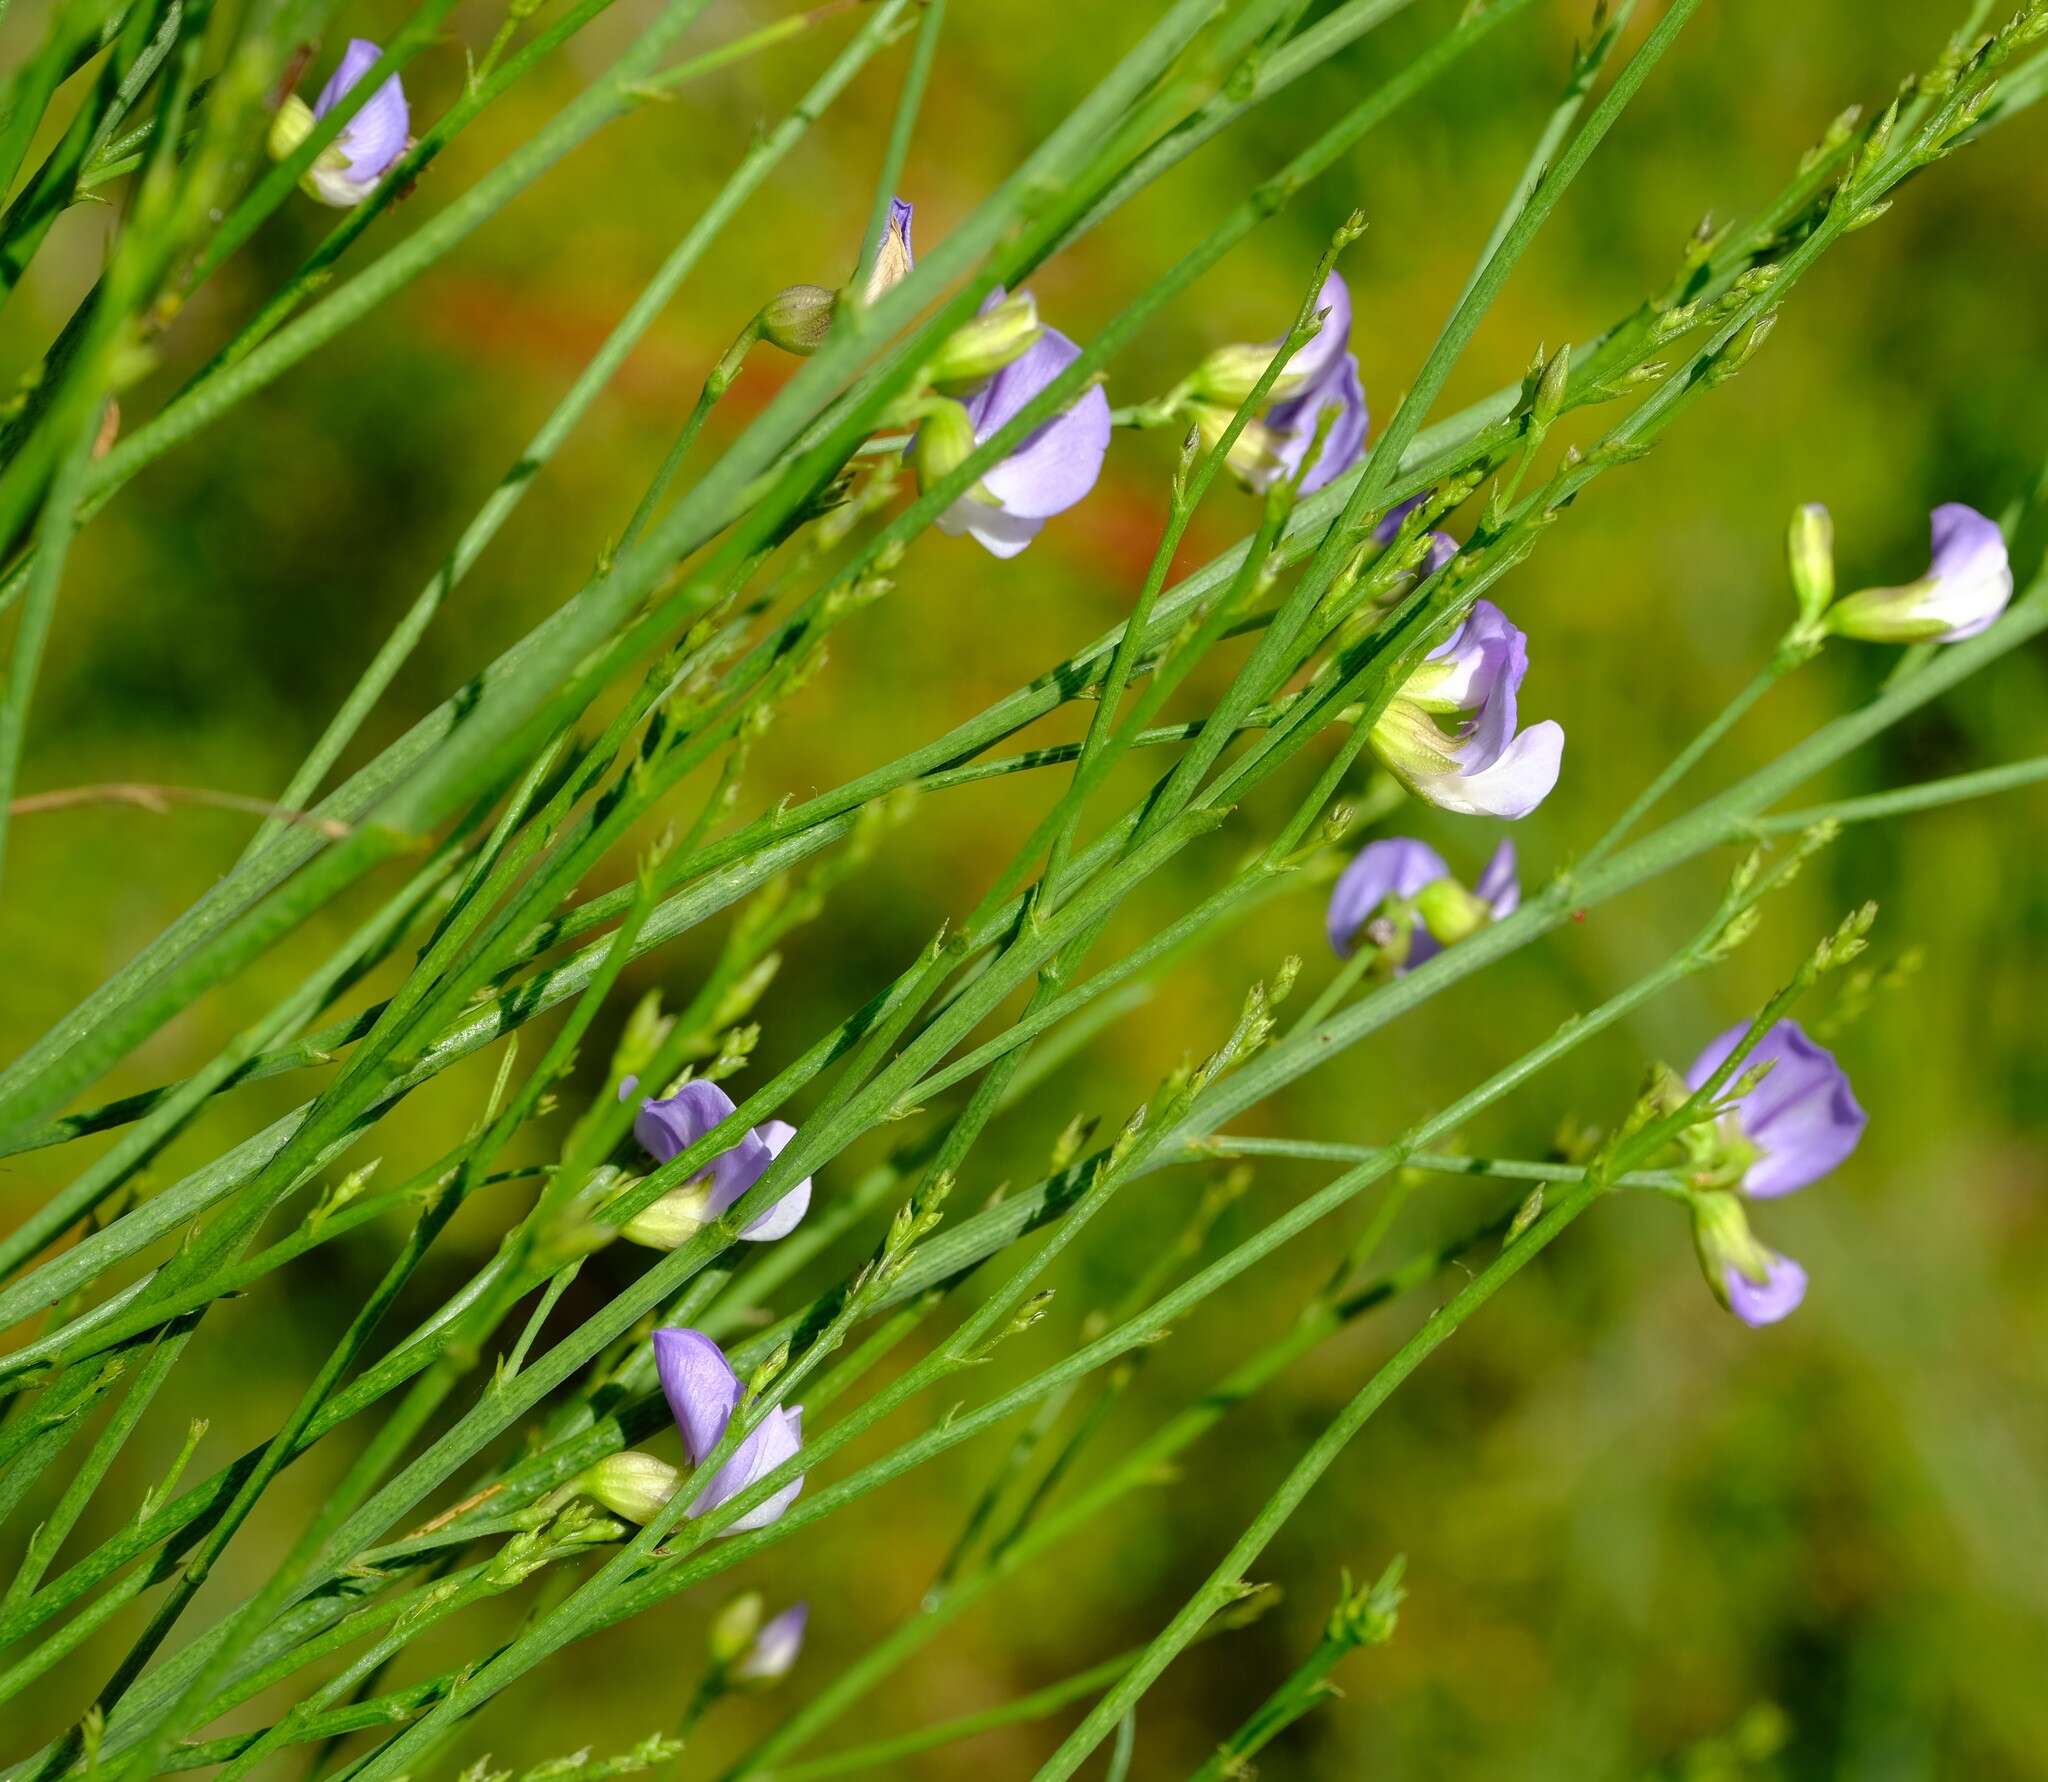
[1,1,2043,1776]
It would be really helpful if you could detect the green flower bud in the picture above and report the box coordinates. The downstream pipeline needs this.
[1186,341,1309,407]
[709,1592,765,1665]
[267,95,316,163]
[619,1182,715,1251]
[1533,342,1571,429]
[910,396,984,496]
[1787,503,1835,629]
[1189,401,1289,491]
[761,284,836,357]
[1413,876,1494,947]
[861,197,915,306]
[578,1450,679,1524]
[927,293,1042,391]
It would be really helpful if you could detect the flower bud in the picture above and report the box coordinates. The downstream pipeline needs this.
[911,396,982,494]
[1786,502,1835,629]
[708,1592,765,1664]
[1533,342,1571,428]
[1413,875,1494,947]
[620,1182,715,1251]
[860,197,915,306]
[927,292,1042,391]
[761,284,836,357]
[579,1450,679,1524]
[267,95,317,163]
[1186,341,1310,408]
[1189,402,1289,491]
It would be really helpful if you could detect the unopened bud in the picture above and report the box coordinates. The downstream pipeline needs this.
[1533,343,1571,428]
[1414,876,1494,947]
[267,95,316,162]
[1787,502,1835,627]
[1189,402,1288,491]
[579,1451,679,1524]
[1187,340,1308,407]
[761,284,836,356]
[910,396,982,495]
[928,292,1042,391]
[709,1592,765,1664]
[620,1182,715,1251]
[861,197,915,306]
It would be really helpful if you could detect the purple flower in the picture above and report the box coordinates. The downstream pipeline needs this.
[626,1080,811,1243]
[1325,837,1517,967]
[1724,1250,1808,1327]
[300,39,409,208]
[1373,493,1459,577]
[927,288,1112,558]
[1369,600,1564,818]
[654,1328,804,1532]
[1685,1019,1866,1197]
[733,1602,809,1683]
[1826,502,2013,643]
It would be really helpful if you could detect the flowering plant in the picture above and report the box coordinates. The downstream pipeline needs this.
[0,2,2043,1777]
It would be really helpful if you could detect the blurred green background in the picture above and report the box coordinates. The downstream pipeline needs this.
[4,0,2047,1776]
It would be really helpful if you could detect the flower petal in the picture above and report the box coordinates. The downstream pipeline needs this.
[633,1080,773,1206]
[1264,353,1367,495]
[1474,838,1520,918]
[1724,1251,1808,1326]
[314,39,408,182]
[934,496,1045,557]
[693,1405,806,1532]
[1325,838,1449,959]
[1279,272,1354,396]
[727,1118,812,1241]
[653,1327,740,1466]
[1413,718,1562,818]
[1923,501,2013,638]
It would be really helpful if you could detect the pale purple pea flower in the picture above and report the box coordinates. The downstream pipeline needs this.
[627,1080,810,1241]
[1251,273,1369,496]
[303,40,410,208]
[1369,600,1564,818]
[654,1328,804,1532]
[1685,1019,1867,1198]
[1374,493,1459,577]
[929,288,1113,558]
[1325,838,1516,967]
[733,1602,809,1683]
[1326,838,1449,960]
[1826,502,2013,642]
